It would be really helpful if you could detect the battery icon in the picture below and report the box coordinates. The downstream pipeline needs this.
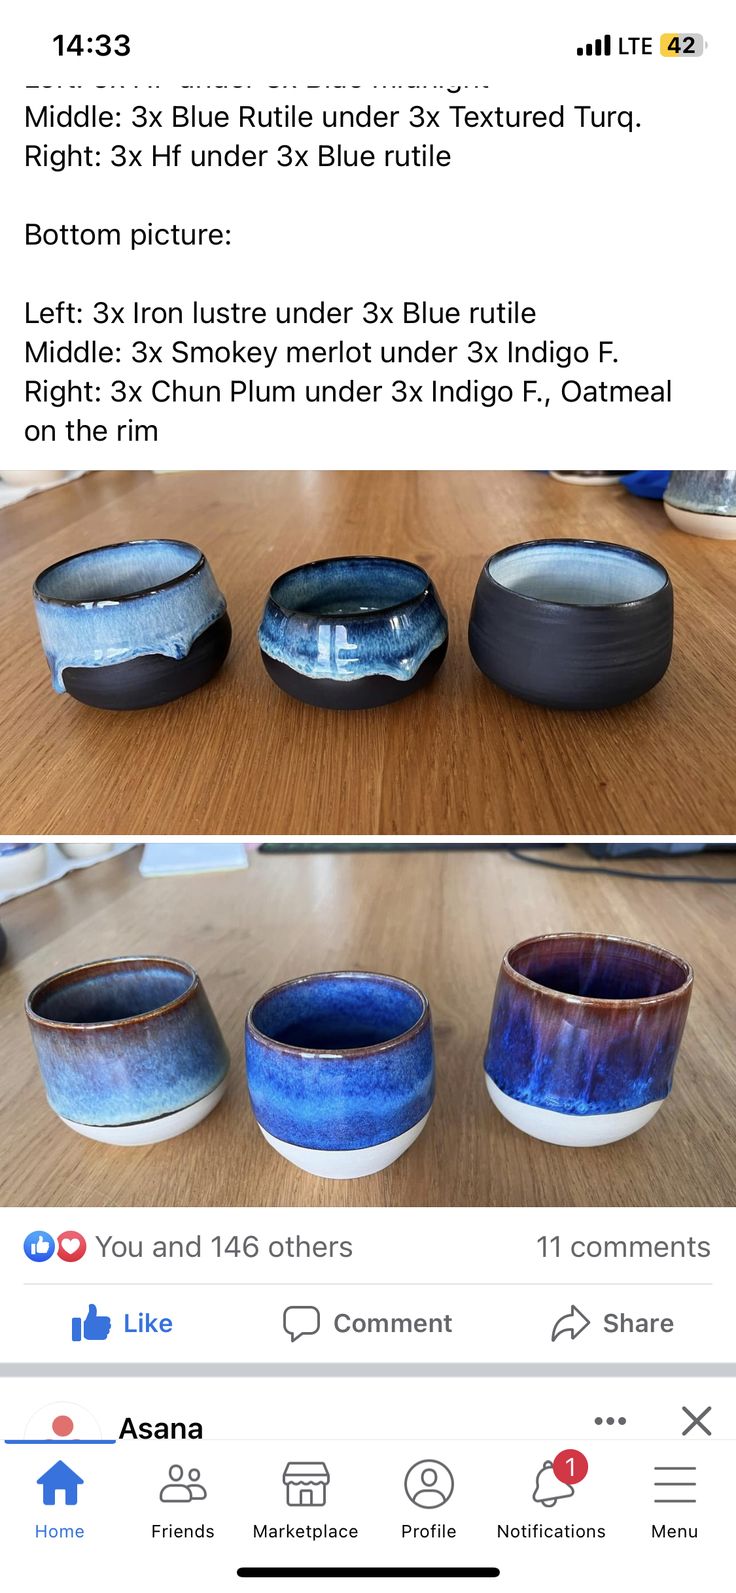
[661,32,705,56]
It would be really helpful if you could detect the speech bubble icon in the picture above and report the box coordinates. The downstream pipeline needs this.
[283,1305,321,1343]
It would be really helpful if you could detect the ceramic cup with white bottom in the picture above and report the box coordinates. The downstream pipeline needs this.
[664,470,736,539]
[483,933,693,1147]
[26,956,230,1144]
[245,970,435,1178]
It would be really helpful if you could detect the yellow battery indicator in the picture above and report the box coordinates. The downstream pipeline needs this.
[661,32,704,55]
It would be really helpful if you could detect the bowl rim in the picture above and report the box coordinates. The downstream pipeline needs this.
[502,931,693,1007]
[26,955,200,1030]
[33,539,206,608]
[267,555,434,621]
[483,539,671,612]
[246,968,431,1057]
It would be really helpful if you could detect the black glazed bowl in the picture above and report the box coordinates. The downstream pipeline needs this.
[258,555,449,709]
[33,539,232,711]
[468,539,673,711]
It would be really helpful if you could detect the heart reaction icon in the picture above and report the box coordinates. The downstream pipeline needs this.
[57,1232,87,1263]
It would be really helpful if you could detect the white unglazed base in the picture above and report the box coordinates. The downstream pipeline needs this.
[259,1111,431,1179]
[663,502,736,540]
[549,472,623,486]
[486,1076,662,1147]
[58,1076,228,1145]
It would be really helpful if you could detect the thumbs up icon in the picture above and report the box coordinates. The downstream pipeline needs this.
[71,1304,112,1343]
[23,1229,56,1262]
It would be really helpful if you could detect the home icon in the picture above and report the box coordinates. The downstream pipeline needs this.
[37,1460,84,1506]
[283,1460,330,1507]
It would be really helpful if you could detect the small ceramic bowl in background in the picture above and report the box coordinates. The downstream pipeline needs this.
[468,539,673,710]
[58,842,116,860]
[245,970,435,1177]
[549,472,628,486]
[483,932,693,1147]
[1,470,69,487]
[26,955,230,1144]
[0,843,47,890]
[664,470,736,539]
[33,539,232,710]
[258,556,448,708]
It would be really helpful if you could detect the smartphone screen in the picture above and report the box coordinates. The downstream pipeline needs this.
[0,6,734,1589]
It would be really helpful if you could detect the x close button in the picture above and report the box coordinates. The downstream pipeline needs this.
[682,1405,712,1436]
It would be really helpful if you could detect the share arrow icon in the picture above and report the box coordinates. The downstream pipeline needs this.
[551,1305,591,1343]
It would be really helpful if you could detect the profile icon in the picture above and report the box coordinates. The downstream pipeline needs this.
[404,1459,454,1509]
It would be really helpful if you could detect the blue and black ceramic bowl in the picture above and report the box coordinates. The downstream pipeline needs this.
[26,955,230,1144]
[664,470,736,540]
[258,556,448,709]
[468,539,673,710]
[245,970,435,1177]
[483,932,693,1147]
[33,539,232,710]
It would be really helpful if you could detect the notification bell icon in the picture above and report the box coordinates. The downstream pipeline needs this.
[532,1459,575,1507]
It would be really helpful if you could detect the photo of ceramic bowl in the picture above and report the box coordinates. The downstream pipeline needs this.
[483,932,693,1147]
[26,956,230,1145]
[664,470,736,540]
[468,539,673,710]
[33,539,232,710]
[245,970,435,1177]
[258,555,448,708]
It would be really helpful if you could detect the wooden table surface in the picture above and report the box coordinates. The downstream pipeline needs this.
[1,844,733,1208]
[1,470,734,836]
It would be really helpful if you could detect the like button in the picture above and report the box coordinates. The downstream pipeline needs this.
[71,1304,112,1343]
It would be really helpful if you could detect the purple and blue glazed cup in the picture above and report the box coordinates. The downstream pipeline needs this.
[245,970,435,1177]
[25,956,230,1144]
[483,933,693,1146]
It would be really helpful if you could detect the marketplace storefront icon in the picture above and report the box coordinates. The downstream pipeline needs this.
[283,1461,330,1507]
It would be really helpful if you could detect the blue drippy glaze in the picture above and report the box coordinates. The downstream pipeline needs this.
[484,935,692,1117]
[258,556,448,682]
[26,958,230,1125]
[33,540,227,693]
[664,471,736,516]
[245,971,435,1149]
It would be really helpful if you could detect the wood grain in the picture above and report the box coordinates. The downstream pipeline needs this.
[1,844,733,1208]
[1,470,734,835]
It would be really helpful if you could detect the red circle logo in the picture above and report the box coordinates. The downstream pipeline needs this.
[56,1231,87,1262]
[553,1449,589,1485]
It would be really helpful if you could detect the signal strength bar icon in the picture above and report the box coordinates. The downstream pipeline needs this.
[577,35,612,56]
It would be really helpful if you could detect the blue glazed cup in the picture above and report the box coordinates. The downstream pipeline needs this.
[33,538,232,710]
[664,471,736,539]
[245,970,435,1178]
[483,932,693,1147]
[26,955,230,1144]
[258,555,449,709]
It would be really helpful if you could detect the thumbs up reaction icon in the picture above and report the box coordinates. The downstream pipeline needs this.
[71,1304,112,1343]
